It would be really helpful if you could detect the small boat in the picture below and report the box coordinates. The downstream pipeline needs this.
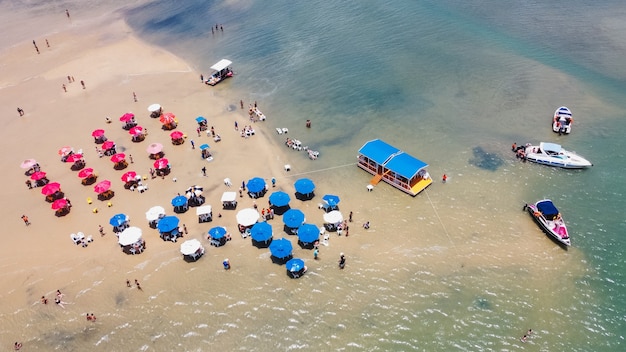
[524,199,570,247]
[205,59,233,86]
[553,106,573,135]
[524,142,592,169]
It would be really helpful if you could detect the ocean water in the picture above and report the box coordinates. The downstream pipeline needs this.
[3,0,626,350]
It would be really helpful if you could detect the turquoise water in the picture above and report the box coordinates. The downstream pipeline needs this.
[3,0,626,350]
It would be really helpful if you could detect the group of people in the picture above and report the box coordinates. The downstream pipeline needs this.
[512,142,529,160]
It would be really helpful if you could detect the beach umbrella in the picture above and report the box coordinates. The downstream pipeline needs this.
[322,194,341,207]
[110,153,126,163]
[129,126,144,136]
[119,112,135,122]
[160,112,176,124]
[145,206,165,221]
[286,258,305,273]
[269,238,293,259]
[323,210,344,224]
[30,171,47,181]
[148,103,161,113]
[78,168,94,178]
[146,142,163,154]
[154,158,169,169]
[91,129,105,137]
[199,143,210,150]
[246,177,266,194]
[297,223,320,244]
[118,227,143,246]
[51,198,68,210]
[282,209,305,228]
[157,215,179,233]
[109,213,129,227]
[94,180,111,194]
[250,222,273,242]
[121,171,137,183]
[20,159,38,169]
[269,191,291,207]
[41,182,61,196]
[180,239,202,256]
[294,178,315,194]
[236,208,260,227]
[102,140,116,150]
[195,116,207,124]
[169,130,184,140]
[171,195,188,207]
[66,153,83,163]
[208,226,227,240]
[58,146,73,156]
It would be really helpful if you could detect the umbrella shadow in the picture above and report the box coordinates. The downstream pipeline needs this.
[55,208,70,217]
[252,238,272,248]
[97,190,115,201]
[114,162,128,170]
[46,191,64,203]
[81,176,97,186]
[295,192,315,201]
[149,152,165,160]
[270,254,292,265]
[131,135,146,143]
[70,162,86,171]
[271,205,290,216]
[283,225,298,235]
[298,240,315,250]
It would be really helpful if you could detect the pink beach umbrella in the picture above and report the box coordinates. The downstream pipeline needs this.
[121,171,137,183]
[170,131,183,140]
[20,159,38,169]
[78,168,94,178]
[30,171,47,181]
[153,158,169,170]
[41,182,61,196]
[146,142,163,155]
[160,113,176,125]
[51,198,68,210]
[110,153,126,163]
[58,146,73,156]
[119,113,135,122]
[102,141,116,151]
[91,129,105,138]
[129,126,144,136]
[94,180,112,194]
[66,153,83,163]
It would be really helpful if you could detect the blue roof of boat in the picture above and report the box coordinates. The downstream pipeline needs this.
[358,139,428,179]
[537,200,559,216]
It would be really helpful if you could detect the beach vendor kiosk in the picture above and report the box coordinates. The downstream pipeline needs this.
[196,205,213,223]
[205,59,233,86]
[221,191,238,210]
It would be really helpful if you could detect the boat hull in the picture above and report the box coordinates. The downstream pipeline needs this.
[525,202,571,247]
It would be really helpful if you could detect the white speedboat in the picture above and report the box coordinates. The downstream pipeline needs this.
[552,106,573,135]
[524,199,570,247]
[524,142,592,169]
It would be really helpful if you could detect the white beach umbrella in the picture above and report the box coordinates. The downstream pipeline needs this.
[323,210,344,225]
[236,208,260,227]
[145,206,165,221]
[148,103,161,112]
[118,227,143,246]
[180,239,203,255]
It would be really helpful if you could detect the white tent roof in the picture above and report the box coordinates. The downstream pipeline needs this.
[210,59,232,71]
[195,205,212,216]
[221,191,237,202]
[180,239,203,255]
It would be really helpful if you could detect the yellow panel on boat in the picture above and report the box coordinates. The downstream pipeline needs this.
[410,178,432,195]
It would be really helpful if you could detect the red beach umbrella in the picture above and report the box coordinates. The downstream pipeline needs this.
[110,153,126,163]
[129,126,144,136]
[153,158,169,169]
[94,180,111,194]
[58,146,73,156]
[41,182,61,196]
[30,171,47,181]
[51,198,68,210]
[78,168,94,178]
[91,129,105,137]
[66,153,83,163]
[169,131,183,140]
[102,140,116,150]
[121,171,137,183]
[160,112,176,124]
[119,113,135,122]
[20,159,38,169]
[146,142,163,154]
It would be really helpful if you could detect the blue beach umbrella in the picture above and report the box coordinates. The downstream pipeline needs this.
[195,116,207,123]
[269,238,293,259]
[171,195,188,207]
[199,143,210,150]
[282,209,305,228]
[250,222,273,242]
[157,215,179,233]
[247,177,266,194]
[109,213,128,227]
[297,223,320,244]
[208,226,227,240]
[294,178,315,194]
[286,258,305,272]
[322,194,340,207]
[269,191,290,207]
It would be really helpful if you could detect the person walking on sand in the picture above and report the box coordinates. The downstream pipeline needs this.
[190,140,195,149]
[126,279,131,287]
[133,92,137,102]
[66,9,70,19]
[129,154,134,163]
[99,225,105,236]
[62,84,67,92]
[21,215,30,226]
[338,253,346,269]
[349,211,353,222]
[54,297,66,308]
[201,166,206,176]
[314,247,319,260]
[442,174,448,183]
[183,224,188,234]
[46,39,49,47]
[223,258,231,270]
[17,107,24,116]
[80,80,85,89]
[135,279,142,290]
